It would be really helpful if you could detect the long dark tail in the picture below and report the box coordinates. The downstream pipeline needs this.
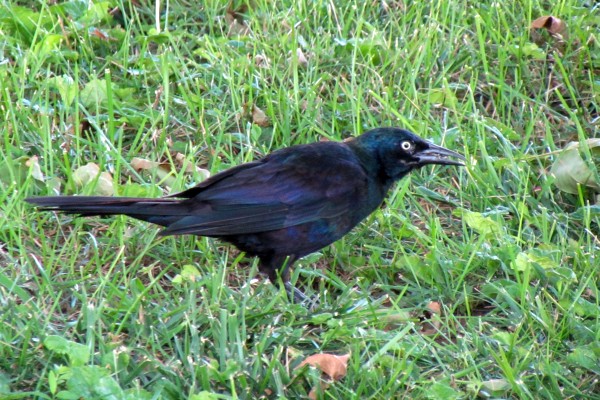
[25,196,189,228]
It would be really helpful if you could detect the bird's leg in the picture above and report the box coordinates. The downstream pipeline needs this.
[277,256,305,303]
[261,255,312,305]
[284,281,309,304]
[278,257,320,309]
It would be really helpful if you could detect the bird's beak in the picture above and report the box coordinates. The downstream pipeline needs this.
[417,143,465,166]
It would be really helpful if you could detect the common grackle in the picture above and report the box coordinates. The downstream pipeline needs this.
[26,128,464,302]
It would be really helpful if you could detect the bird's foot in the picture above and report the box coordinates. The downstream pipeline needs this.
[284,281,320,310]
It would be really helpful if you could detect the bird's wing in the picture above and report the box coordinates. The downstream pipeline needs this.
[161,145,369,236]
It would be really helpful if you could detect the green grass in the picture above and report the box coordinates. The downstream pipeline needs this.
[1,0,599,398]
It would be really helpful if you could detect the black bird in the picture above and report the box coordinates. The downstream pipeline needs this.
[26,128,464,301]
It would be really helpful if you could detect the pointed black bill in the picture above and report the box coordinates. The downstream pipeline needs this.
[417,143,465,166]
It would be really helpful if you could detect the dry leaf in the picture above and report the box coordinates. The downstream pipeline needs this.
[298,353,350,381]
[427,301,441,315]
[252,105,270,127]
[131,157,177,187]
[550,139,600,194]
[296,48,308,68]
[420,301,442,335]
[254,54,270,68]
[25,156,45,181]
[0,155,53,190]
[153,85,163,108]
[531,16,567,36]
[530,15,568,51]
[73,163,114,196]
[481,378,511,392]
[131,156,210,187]
[130,157,156,171]
[89,27,113,41]
[297,353,350,400]
[175,153,211,181]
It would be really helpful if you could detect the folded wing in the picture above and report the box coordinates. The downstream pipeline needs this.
[161,144,368,236]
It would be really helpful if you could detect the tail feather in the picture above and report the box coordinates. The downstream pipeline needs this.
[25,196,190,228]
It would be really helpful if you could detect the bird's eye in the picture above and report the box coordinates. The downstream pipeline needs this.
[400,141,413,151]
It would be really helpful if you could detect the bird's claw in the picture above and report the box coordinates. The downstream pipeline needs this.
[284,281,320,310]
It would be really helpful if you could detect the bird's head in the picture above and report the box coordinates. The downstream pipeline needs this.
[350,127,465,183]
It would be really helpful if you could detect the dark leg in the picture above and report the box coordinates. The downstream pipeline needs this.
[259,254,313,305]
[284,281,309,303]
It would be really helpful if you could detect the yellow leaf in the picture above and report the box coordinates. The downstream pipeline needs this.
[73,163,114,196]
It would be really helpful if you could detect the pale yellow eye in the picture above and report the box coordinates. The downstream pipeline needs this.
[401,141,412,151]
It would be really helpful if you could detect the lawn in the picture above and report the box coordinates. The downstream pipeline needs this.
[0,0,598,399]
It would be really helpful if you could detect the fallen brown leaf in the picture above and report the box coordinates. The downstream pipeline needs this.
[130,157,157,171]
[296,48,308,68]
[252,105,270,127]
[427,301,442,315]
[420,301,442,335]
[531,16,567,36]
[254,54,271,68]
[175,153,210,180]
[130,157,176,187]
[298,353,350,381]
[89,27,113,42]
[297,353,350,400]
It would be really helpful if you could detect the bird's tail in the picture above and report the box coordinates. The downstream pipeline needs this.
[25,196,188,228]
